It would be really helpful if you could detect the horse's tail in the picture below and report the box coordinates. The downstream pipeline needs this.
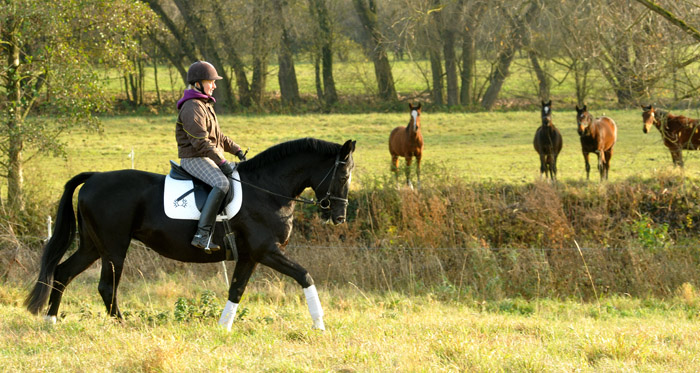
[25,172,96,315]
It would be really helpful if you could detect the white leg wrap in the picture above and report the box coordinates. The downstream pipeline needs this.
[44,315,57,324]
[218,300,239,331]
[303,285,325,330]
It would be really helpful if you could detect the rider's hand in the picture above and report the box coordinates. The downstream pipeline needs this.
[235,150,247,162]
[219,160,235,177]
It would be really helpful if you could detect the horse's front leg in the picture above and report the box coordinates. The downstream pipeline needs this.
[405,156,413,189]
[583,152,591,180]
[415,155,422,189]
[670,147,684,167]
[258,247,325,330]
[219,253,257,331]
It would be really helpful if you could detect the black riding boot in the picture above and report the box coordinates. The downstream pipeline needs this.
[191,187,226,253]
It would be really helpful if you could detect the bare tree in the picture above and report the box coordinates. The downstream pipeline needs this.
[308,0,338,107]
[352,0,398,101]
[481,1,541,110]
[275,0,301,105]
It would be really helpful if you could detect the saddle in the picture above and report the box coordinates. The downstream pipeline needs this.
[168,160,234,213]
[164,161,243,222]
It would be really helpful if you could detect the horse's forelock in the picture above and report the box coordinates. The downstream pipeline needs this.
[238,138,341,171]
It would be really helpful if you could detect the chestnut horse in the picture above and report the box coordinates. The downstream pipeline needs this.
[389,103,424,188]
[533,100,563,180]
[576,105,617,180]
[642,105,700,167]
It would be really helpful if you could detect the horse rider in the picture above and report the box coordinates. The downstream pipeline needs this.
[176,61,246,252]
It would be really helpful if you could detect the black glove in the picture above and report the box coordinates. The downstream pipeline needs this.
[219,160,235,177]
[235,150,247,162]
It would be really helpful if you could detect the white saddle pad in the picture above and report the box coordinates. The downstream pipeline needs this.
[163,170,242,221]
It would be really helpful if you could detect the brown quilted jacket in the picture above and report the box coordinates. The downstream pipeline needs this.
[176,98,240,164]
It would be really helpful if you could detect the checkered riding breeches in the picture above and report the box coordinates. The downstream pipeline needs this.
[180,157,230,192]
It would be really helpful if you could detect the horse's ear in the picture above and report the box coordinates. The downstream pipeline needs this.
[575,105,580,111]
[416,102,421,110]
[583,104,587,111]
[546,100,551,107]
[409,103,414,110]
[340,140,355,159]
[541,100,545,106]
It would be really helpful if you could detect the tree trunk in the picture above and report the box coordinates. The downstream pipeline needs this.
[313,53,324,100]
[4,29,24,212]
[481,2,540,110]
[443,28,458,106]
[172,0,235,111]
[308,0,337,107]
[211,0,252,108]
[458,0,485,107]
[352,0,397,101]
[250,1,270,106]
[528,51,550,101]
[275,0,300,105]
[429,48,444,105]
[438,1,460,107]
[429,3,444,105]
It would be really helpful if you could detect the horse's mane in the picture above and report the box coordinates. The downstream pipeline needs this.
[237,137,341,171]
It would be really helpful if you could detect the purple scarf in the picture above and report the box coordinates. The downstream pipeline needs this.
[177,89,216,110]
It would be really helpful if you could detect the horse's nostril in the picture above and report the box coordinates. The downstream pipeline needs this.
[335,216,346,224]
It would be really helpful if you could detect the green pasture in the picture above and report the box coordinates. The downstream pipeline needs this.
[26,107,700,201]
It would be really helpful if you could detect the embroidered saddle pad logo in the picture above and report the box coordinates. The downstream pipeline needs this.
[163,170,242,221]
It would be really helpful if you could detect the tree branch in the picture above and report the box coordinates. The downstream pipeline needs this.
[633,0,700,42]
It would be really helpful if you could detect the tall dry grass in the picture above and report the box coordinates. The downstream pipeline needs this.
[287,170,700,300]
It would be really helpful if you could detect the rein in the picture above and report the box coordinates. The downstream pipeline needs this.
[230,154,348,210]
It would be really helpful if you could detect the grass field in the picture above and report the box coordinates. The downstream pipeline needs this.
[2,276,700,371]
[24,107,700,200]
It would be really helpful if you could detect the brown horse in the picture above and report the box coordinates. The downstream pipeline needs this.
[576,105,617,180]
[389,103,424,188]
[533,100,563,180]
[642,105,700,167]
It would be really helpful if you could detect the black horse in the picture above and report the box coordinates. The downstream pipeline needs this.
[533,100,563,180]
[26,138,356,331]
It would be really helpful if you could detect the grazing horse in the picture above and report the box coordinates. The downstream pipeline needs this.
[389,103,424,188]
[25,138,356,331]
[576,105,618,180]
[642,105,700,167]
[533,100,563,180]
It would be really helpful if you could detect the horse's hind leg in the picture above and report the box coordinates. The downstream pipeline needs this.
[46,241,100,322]
[604,149,613,180]
[98,255,126,319]
[258,246,325,330]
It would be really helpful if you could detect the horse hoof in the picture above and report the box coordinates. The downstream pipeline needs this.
[44,315,57,324]
[312,318,325,331]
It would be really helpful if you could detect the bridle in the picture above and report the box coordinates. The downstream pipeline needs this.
[315,154,349,209]
[231,153,349,210]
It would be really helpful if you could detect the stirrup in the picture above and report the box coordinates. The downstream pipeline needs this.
[191,233,220,253]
